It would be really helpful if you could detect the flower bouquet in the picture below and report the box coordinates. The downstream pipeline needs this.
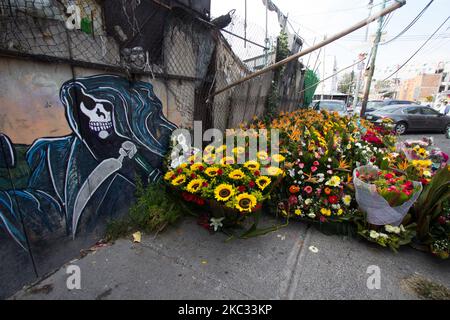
[165,145,284,233]
[358,223,416,252]
[353,165,422,226]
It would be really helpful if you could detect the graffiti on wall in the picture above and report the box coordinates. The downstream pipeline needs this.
[0,74,176,250]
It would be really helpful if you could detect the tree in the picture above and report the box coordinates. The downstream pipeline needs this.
[338,72,354,94]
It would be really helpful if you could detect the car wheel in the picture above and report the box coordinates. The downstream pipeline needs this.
[394,122,408,135]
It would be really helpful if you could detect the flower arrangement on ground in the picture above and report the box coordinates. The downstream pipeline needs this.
[165,144,284,233]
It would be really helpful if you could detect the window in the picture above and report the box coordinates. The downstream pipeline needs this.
[405,107,421,115]
[421,108,439,115]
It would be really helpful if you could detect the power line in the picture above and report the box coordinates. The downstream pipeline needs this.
[382,16,450,81]
[381,0,434,45]
[300,58,367,95]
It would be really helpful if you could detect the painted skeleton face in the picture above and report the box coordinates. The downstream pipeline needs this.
[78,89,114,139]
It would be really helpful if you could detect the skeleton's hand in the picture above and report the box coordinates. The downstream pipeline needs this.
[118,141,137,162]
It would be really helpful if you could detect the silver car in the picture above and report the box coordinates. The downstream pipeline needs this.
[312,100,348,116]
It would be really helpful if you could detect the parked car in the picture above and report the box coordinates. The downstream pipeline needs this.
[311,100,348,116]
[365,99,419,114]
[365,104,450,135]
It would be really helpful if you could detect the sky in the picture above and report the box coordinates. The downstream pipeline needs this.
[211,0,450,90]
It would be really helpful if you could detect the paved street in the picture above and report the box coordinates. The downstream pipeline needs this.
[10,216,449,300]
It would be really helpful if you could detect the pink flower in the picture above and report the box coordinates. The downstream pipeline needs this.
[304,186,313,194]
[311,166,318,173]
[327,170,333,175]
[299,163,305,169]
[313,161,320,166]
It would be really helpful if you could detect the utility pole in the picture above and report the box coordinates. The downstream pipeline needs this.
[353,0,374,110]
[264,1,269,66]
[361,0,387,116]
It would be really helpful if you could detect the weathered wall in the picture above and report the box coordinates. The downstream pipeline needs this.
[0,1,215,298]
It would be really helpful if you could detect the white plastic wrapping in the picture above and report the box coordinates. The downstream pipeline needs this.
[353,165,422,226]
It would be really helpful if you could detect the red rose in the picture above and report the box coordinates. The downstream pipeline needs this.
[191,173,197,179]
[328,195,338,204]
[197,198,205,206]
[384,173,394,180]
[177,168,183,174]
[217,169,223,176]
[202,182,209,187]
[248,181,256,188]
[254,170,261,176]
[199,166,204,171]
[238,186,246,193]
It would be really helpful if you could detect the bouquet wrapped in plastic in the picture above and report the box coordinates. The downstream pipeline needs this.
[353,165,422,226]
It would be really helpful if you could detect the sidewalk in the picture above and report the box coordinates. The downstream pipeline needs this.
[10,216,450,300]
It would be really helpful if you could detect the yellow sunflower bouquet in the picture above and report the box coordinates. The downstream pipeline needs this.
[164,144,284,232]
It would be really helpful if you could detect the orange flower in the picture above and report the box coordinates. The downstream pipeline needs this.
[289,185,300,194]
[324,187,332,195]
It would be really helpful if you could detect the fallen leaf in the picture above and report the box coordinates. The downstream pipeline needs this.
[132,231,142,243]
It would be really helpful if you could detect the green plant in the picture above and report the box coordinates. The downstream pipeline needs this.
[105,180,186,241]
[413,166,450,243]
[265,30,290,122]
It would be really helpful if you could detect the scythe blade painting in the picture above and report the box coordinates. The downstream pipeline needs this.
[0,74,176,251]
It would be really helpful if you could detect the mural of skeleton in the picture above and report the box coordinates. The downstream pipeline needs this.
[0,74,176,250]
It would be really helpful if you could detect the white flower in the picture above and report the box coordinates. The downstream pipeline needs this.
[332,204,341,210]
[385,225,395,233]
[308,213,316,219]
[305,199,313,205]
[369,230,380,239]
[343,195,352,206]
[210,217,225,232]
[400,225,406,233]
[288,169,296,177]
[379,233,389,239]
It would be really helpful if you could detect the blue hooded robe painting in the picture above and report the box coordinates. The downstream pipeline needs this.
[0,74,176,251]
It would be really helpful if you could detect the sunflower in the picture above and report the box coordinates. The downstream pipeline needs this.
[266,166,283,177]
[204,145,215,154]
[187,154,201,164]
[205,167,220,177]
[235,193,257,213]
[216,145,227,154]
[256,176,271,190]
[172,175,186,186]
[190,162,204,172]
[186,179,205,193]
[244,160,260,172]
[220,156,235,165]
[272,154,285,163]
[203,153,216,164]
[164,171,175,181]
[214,184,235,202]
[229,169,245,180]
[232,146,246,155]
[257,151,269,162]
